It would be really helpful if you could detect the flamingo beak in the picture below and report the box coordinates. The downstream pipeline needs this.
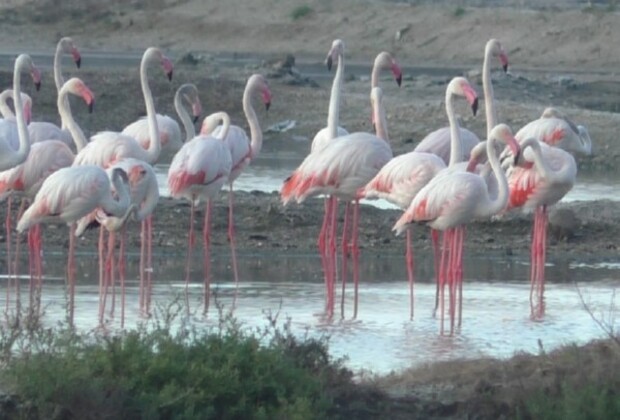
[392,63,402,87]
[193,115,199,124]
[507,136,521,165]
[167,70,173,81]
[263,88,272,111]
[88,100,95,114]
[500,52,509,73]
[472,97,479,116]
[72,48,82,69]
[265,102,271,111]
[326,55,333,71]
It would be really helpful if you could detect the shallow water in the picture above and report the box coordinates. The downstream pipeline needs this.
[2,249,618,374]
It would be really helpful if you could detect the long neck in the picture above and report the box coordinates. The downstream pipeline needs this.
[13,57,30,163]
[174,89,195,142]
[54,42,70,130]
[482,137,509,216]
[136,178,159,221]
[446,90,462,167]
[58,87,88,151]
[370,55,383,89]
[327,51,344,139]
[374,99,389,142]
[482,48,497,138]
[520,138,574,183]
[140,53,161,163]
[243,83,262,160]
[101,175,131,217]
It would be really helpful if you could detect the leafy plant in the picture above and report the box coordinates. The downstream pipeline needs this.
[291,5,314,21]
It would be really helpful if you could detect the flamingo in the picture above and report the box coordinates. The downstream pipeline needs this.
[0,54,41,171]
[16,165,132,325]
[27,37,82,147]
[514,107,592,156]
[73,47,173,167]
[122,83,203,161]
[168,112,232,313]
[414,38,508,164]
[76,158,158,326]
[394,124,521,335]
[0,89,32,125]
[0,78,94,310]
[505,138,576,319]
[199,74,271,286]
[281,86,393,318]
[363,76,479,319]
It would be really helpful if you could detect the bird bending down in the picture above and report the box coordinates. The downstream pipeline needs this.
[282,86,393,318]
[168,112,232,314]
[505,138,576,319]
[394,124,521,335]
[17,165,133,325]
[200,74,272,287]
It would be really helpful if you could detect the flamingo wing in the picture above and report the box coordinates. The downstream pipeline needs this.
[414,126,480,165]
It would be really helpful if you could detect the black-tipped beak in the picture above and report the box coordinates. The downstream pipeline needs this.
[193,115,199,124]
[76,57,82,69]
[513,149,521,166]
[472,97,479,116]
[396,74,402,87]
[88,101,94,114]
[35,81,41,91]
[503,63,508,72]
[167,70,173,81]
[265,102,271,111]
[326,56,333,71]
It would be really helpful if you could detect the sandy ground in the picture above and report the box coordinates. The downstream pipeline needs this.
[0,1,619,418]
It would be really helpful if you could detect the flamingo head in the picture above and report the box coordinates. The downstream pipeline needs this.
[486,38,508,72]
[451,77,479,116]
[392,61,403,87]
[374,52,402,87]
[60,37,82,69]
[31,66,42,91]
[491,123,521,165]
[248,74,272,111]
[326,39,344,71]
[66,77,95,113]
[162,55,174,81]
[465,141,488,172]
[127,163,149,188]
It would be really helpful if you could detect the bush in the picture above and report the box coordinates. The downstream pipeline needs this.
[1,304,351,419]
[291,5,314,21]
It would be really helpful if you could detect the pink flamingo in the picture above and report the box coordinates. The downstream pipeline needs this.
[0,78,94,311]
[394,124,521,335]
[27,37,82,147]
[16,165,133,325]
[515,107,591,156]
[282,86,392,318]
[505,138,576,319]
[122,83,203,161]
[414,39,508,164]
[76,158,157,327]
[73,47,173,167]
[363,76,479,319]
[168,112,232,313]
[0,54,40,171]
[199,74,271,286]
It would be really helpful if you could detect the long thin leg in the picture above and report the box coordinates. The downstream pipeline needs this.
[67,224,77,326]
[228,184,240,286]
[203,200,212,315]
[351,200,360,320]
[318,197,330,255]
[146,214,153,315]
[455,226,465,329]
[5,196,12,313]
[12,200,27,317]
[109,231,116,318]
[185,199,196,289]
[406,228,415,320]
[431,228,441,317]
[98,227,105,324]
[119,226,127,328]
[340,201,351,318]
[438,229,450,335]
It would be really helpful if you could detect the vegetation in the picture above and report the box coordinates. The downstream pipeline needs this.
[453,6,466,17]
[291,5,314,21]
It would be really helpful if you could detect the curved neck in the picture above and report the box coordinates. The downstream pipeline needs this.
[136,178,159,221]
[446,89,462,167]
[13,57,30,162]
[174,89,195,141]
[520,138,574,183]
[483,137,509,216]
[102,174,131,217]
[207,112,231,140]
[371,55,384,89]
[327,50,344,139]
[58,86,88,151]
[373,98,389,142]
[140,52,161,163]
[482,48,497,138]
[243,82,262,160]
[54,41,70,130]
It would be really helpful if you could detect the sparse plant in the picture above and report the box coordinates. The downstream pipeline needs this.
[291,4,314,21]
[453,6,466,17]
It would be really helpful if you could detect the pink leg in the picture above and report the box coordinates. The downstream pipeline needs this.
[228,185,240,285]
[185,199,196,289]
[146,214,153,315]
[139,219,146,313]
[406,228,415,320]
[5,196,12,313]
[109,231,117,318]
[12,200,27,316]
[27,225,35,308]
[67,224,77,326]
[203,200,212,315]
[98,227,105,325]
[455,226,465,329]
[351,200,360,319]
[119,226,127,328]
[431,228,441,317]
[100,229,112,324]
[447,228,457,335]
[438,229,450,335]
[340,201,351,318]
[318,197,330,255]
[325,196,339,318]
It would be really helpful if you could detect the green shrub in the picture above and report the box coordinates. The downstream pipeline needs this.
[291,5,314,21]
[2,304,350,419]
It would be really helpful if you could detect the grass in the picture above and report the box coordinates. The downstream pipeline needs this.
[291,5,314,21]
[453,6,466,17]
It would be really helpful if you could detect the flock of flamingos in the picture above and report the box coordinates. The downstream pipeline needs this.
[0,37,592,334]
